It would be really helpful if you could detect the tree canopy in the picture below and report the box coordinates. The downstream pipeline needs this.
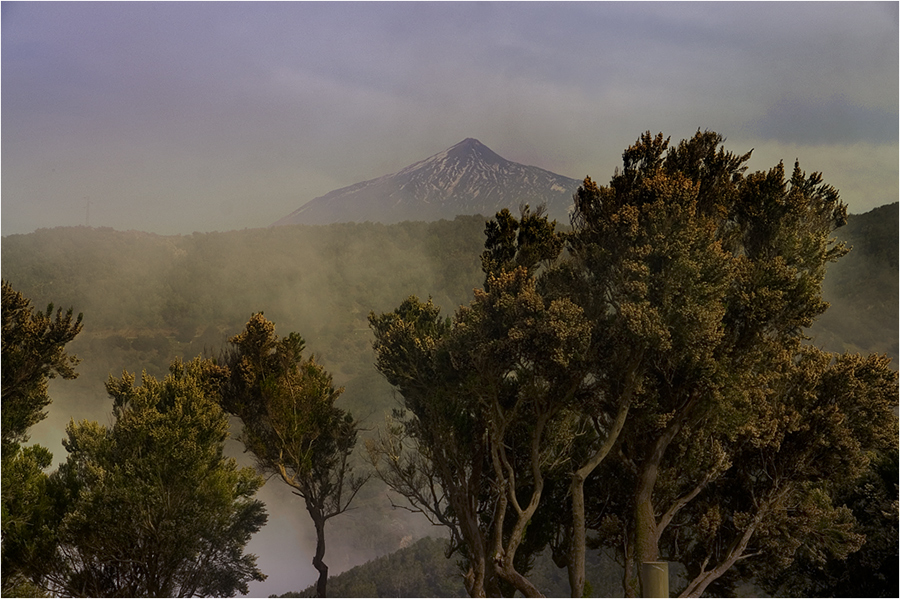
[368,206,591,597]
[562,130,868,597]
[368,131,897,598]
[1,280,82,596]
[2,279,82,454]
[45,357,268,597]
[219,313,367,598]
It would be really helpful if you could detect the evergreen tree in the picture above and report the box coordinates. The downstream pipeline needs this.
[46,357,267,597]
[219,313,367,598]
[369,207,589,597]
[566,131,895,597]
[1,281,82,596]
[2,279,82,454]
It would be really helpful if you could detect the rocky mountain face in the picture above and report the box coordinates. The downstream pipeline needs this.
[272,138,582,226]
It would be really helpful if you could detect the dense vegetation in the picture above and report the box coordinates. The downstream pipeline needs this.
[1,138,896,597]
[2,284,268,597]
[365,132,897,597]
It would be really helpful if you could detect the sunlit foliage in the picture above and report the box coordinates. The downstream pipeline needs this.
[41,357,268,597]
[2,280,82,452]
[369,131,897,598]
[220,313,367,598]
[1,281,82,596]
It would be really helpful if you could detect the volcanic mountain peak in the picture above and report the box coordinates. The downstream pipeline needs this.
[393,138,508,181]
[424,137,504,164]
[273,139,581,227]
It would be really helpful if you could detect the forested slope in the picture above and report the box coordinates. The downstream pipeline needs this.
[808,202,898,363]
[280,537,627,598]
[1,216,486,424]
[2,204,893,433]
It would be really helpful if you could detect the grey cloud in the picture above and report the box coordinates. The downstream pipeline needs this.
[751,94,899,145]
[2,2,897,235]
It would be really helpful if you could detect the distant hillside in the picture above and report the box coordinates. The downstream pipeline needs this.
[273,138,581,226]
[277,537,463,598]
[278,536,626,598]
[808,202,899,365]
[0,216,489,428]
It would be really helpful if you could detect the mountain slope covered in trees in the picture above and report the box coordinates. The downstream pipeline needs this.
[280,537,628,598]
[810,202,898,360]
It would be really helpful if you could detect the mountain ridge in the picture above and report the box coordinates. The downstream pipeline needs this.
[273,138,582,226]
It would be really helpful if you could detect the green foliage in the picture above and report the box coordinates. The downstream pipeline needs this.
[1,282,82,596]
[46,357,267,597]
[2,280,82,453]
[369,209,595,597]
[222,313,364,504]
[221,313,367,597]
[369,131,894,598]
[761,446,899,598]
[1,444,57,597]
[567,130,887,597]
[481,205,565,284]
[667,349,897,597]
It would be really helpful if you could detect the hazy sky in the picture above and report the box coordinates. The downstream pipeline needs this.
[2,1,898,236]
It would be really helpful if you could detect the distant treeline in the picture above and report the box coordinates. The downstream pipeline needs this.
[2,204,894,398]
[811,202,898,362]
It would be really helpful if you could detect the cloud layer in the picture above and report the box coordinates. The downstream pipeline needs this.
[2,2,897,235]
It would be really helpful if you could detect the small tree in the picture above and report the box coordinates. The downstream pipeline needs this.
[2,279,82,454]
[219,313,367,598]
[46,357,267,597]
[1,281,82,596]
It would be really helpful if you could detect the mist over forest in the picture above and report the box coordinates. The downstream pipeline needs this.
[3,216,489,596]
[2,199,896,597]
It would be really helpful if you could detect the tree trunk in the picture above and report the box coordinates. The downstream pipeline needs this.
[461,530,488,597]
[568,365,639,598]
[628,393,699,597]
[623,536,638,598]
[312,514,328,598]
[496,563,545,598]
[632,482,660,587]
[487,412,549,598]
[568,474,587,598]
